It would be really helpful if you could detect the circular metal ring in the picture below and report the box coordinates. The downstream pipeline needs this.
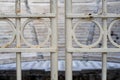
[0,19,16,48]
[72,20,103,48]
[21,18,51,48]
[108,19,120,48]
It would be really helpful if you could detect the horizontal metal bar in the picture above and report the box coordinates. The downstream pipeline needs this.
[0,13,56,18]
[67,13,120,18]
[68,48,120,52]
[0,48,57,52]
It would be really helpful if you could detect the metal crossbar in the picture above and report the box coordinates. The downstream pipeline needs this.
[65,0,120,80]
[0,0,58,80]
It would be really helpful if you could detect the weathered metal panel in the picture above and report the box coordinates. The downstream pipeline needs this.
[65,0,120,80]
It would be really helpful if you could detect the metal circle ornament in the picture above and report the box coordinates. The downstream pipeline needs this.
[72,20,103,48]
[21,18,51,48]
[0,19,16,48]
[108,19,120,48]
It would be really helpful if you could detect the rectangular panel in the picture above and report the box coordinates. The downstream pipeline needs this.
[0,0,58,80]
[65,0,120,80]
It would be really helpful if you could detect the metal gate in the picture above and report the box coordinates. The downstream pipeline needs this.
[65,0,120,80]
[0,0,58,80]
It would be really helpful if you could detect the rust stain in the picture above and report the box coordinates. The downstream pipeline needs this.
[88,13,93,18]
[16,10,20,13]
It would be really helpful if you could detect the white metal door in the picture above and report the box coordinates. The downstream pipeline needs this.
[0,0,58,80]
[65,0,120,80]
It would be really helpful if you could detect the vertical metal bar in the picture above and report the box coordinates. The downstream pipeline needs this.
[50,0,58,80]
[65,0,72,80]
[102,52,107,80]
[102,0,107,80]
[15,0,22,80]
[16,52,21,80]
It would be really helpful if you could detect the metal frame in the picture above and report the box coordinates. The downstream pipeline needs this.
[0,0,58,80]
[65,0,120,80]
